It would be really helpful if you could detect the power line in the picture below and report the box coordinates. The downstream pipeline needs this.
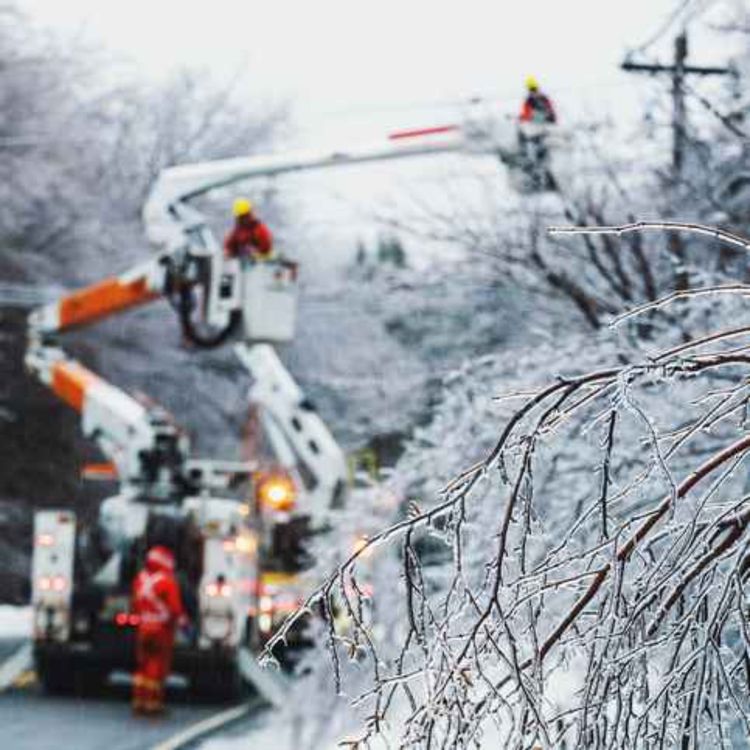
[314,77,646,123]
[622,22,735,292]
[682,79,748,139]
[630,0,698,56]
[629,0,719,57]
[622,30,736,180]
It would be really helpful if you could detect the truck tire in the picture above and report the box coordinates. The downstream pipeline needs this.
[191,660,242,702]
[75,665,108,696]
[38,664,76,695]
[38,658,106,696]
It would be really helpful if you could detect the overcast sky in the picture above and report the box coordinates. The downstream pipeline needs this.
[22,1,733,137]
[20,1,738,263]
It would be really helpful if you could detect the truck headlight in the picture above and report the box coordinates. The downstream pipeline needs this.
[255,473,296,512]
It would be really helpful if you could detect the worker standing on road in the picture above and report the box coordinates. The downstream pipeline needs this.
[131,546,186,716]
[223,198,274,260]
[519,76,557,124]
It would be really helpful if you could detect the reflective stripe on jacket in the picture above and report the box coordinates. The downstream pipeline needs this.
[132,568,184,627]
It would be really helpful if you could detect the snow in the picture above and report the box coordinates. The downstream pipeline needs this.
[5,4,750,746]
[0,606,31,640]
[198,712,301,750]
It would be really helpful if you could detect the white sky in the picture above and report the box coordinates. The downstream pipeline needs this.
[20,0,738,263]
[21,0,733,137]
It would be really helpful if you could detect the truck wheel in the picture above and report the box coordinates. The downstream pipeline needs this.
[38,661,106,696]
[38,665,76,695]
[75,666,107,696]
[191,661,242,702]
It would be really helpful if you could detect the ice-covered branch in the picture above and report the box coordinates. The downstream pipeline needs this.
[548,220,750,254]
[273,227,750,748]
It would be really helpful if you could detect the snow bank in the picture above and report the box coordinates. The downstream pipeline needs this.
[0,605,31,639]
[199,713,294,750]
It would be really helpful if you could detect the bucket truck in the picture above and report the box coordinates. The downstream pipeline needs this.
[27,112,555,696]
[25,211,347,695]
[26,319,352,695]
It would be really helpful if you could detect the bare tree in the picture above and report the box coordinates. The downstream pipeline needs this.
[0,3,287,283]
[374,122,690,334]
[95,68,287,219]
[377,31,750,336]
[268,224,750,748]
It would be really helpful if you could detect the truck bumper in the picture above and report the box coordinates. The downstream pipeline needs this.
[34,640,240,692]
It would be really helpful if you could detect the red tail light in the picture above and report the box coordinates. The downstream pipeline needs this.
[115,612,140,627]
[205,582,233,598]
[38,576,66,592]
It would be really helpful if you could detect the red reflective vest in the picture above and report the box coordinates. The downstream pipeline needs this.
[132,566,184,627]
[223,219,274,259]
[520,92,557,124]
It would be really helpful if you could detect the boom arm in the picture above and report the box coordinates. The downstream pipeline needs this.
[235,343,348,525]
[29,257,169,336]
[143,125,470,246]
[26,342,189,493]
[25,118,510,519]
[27,233,243,347]
[30,118,506,341]
[26,338,257,501]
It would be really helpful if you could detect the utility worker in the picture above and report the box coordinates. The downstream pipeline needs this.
[517,76,557,191]
[223,198,274,260]
[519,76,557,125]
[131,546,186,716]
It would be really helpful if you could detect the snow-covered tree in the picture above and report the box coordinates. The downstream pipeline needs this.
[0,3,287,596]
[270,226,750,748]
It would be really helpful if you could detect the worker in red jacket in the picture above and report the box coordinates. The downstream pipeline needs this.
[131,546,186,716]
[519,76,557,124]
[224,198,274,260]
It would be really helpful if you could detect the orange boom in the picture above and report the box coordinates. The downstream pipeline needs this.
[51,361,100,412]
[58,278,159,330]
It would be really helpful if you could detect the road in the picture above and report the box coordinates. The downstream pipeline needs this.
[0,637,254,750]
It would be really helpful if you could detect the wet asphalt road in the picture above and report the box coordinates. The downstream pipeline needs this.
[0,689,223,750]
[0,638,241,750]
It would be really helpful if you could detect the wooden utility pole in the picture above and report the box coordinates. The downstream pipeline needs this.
[622,31,736,291]
[622,31,735,181]
[672,32,688,177]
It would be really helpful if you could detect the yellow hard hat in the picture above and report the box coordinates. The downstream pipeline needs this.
[525,75,539,91]
[233,197,253,217]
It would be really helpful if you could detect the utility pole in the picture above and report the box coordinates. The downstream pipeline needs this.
[622,31,736,291]
[622,31,735,182]
[672,32,687,177]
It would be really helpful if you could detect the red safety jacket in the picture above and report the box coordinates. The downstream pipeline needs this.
[131,546,185,714]
[520,92,557,124]
[223,219,274,259]
[132,546,185,628]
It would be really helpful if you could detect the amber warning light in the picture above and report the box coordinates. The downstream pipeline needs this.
[255,472,296,512]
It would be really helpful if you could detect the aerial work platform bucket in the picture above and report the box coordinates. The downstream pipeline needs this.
[241,259,298,343]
